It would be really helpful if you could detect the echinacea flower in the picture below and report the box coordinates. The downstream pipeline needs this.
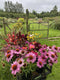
[38,55,46,64]
[10,61,20,75]
[47,46,52,51]
[31,51,38,57]
[48,59,53,66]
[14,48,20,54]
[26,52,36,63]
[22,47,27,50]
[6,53,13,62]
[5,50,14,62]
[20,50,26,55]
[17,58,24,67]
[49,51,57,61]
[58,47,60,53]
[29,44,35,50]
[52,45,58,52]
[42,45,47,49]
[45,52,49,58]
[37,59,44,68]
[39,48,47,55]
[34,42,41,50]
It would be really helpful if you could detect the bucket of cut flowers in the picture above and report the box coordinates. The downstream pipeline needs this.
[2,32,60,80]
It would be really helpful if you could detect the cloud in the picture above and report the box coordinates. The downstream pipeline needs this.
[0,0,60,12]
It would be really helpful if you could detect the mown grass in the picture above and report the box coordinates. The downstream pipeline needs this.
[0,19,60,80]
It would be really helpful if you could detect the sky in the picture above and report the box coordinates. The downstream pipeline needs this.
[0,0,60,13]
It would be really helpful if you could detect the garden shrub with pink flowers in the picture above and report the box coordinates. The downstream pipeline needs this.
[2,31,60,80]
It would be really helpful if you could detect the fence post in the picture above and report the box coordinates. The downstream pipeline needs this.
[3,18,6,35]
[47,21,49,39]
[26,9,29,33]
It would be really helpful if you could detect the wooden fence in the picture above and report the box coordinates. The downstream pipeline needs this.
[0,9,49,39]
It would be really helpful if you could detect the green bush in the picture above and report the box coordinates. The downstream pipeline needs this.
[50,19,60,30]
[54,21,60,30]
[17,18,25,24]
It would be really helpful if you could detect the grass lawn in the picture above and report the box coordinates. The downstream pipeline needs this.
[0,20,60,80]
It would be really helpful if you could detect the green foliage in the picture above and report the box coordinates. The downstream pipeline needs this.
[29,13,36,18]
[17,18,25,24]
[51,19,60,30]
[54,20,60,30]
[0,11,26,18]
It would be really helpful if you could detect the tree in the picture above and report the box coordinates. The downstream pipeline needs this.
[53,5,57,12]
[50,5,58,17]
[32,10,37,15]
[4,1,24,13]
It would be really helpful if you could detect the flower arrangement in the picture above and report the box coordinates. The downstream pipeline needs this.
[2,31,60,80]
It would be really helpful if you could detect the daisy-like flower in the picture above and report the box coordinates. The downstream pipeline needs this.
[14,48,20,54]
[52,45,58,52]
[5,50,14,62]
[45,52,49,58]
[31,51,38,57]
[40,55,47,62]
[17,58,24,67]
[54,58,58,63]
[37,59,45,68]
[58,47,60,53]
[10,61,20,75]
[22,47,27,50]
[49,51,57,61]
[47,46,52,51]
[42,45,47,49]
[29,44,35,50]
[26,52,36,63]
[20,50,26,55]
[7,50,11,54]
[48,59,53,66]
[39,48,47,55]
[34,42,41,50]
[38,55,46,64]
[6,53,13,62]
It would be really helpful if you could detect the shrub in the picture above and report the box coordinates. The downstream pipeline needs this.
[17,18,25,24]
[54,19,60,30]
[51,19,60,30]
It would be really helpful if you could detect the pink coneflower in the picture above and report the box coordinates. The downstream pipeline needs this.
[37,59,45,68]
[31,51,38,57]
[22,47,27,50]
[40,55,47,62]
[26,52,36,63]
[6,53,13,62]
[38,55,46,64]
[58,47,60,53]
[7,50,11,54]
[10,61,20,75]
[47,46,52,51]
[29,44,35,50]
[49,51,57,61]
[42,45,47,49]
[48,59,53,66]
[39,48,47,55]
[52,45,58,52]
[14,48,20,54]
[45,52,49,58]
[17,58,24,67]
[20,50,26,55]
